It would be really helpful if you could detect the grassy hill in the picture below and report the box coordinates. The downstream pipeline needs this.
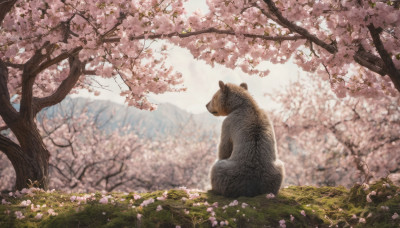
[1,178,399,227]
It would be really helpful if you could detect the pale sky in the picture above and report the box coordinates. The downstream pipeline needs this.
[73,0,304,114]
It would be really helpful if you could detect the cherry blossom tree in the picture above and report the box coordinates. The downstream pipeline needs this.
[271,75,400,187]
[0,0,190,190]
[178,0,400,97]
[1,0,399,190]
[0,101,217,192]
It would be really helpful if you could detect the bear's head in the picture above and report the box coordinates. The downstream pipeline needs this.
[206,81,249,116]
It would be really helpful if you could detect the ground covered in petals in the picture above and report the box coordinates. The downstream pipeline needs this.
[1,179,399,228]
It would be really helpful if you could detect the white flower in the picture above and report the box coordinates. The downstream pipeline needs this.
[241,203,248,208]
[156,205,163,211]
[228,200,238,206]
[392,213,399,220]
[366,191,376,203]
[189,192,200,200]
[137,213,142,220]
[301,210,306,216]
[48,209,58,216]
[20,200,32,207]
[279,219,286,228]
[35,213,43,220]
[140,198,155,207]
[15,211,25,219]
[99,197,108,204]
[31,204,41,212]
[266,193,275,199]
[1,199,10,205]
[362,183,369,191]
[359,218,366,223]
[157,191,168,201]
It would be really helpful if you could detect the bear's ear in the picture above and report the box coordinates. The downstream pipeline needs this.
[240,83,248,90]
[219,80,227,92]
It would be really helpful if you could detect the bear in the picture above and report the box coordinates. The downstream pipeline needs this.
[206,81,284,197]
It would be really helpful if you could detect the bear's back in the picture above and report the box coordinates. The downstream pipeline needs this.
[226,107,277,163]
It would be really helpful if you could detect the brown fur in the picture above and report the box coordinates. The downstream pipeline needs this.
[206,81,285,197]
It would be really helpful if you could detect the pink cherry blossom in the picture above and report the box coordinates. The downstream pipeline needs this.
[140,198,155,207]
[266,193,275,199]
[20,200,31,207]
[1,199,10,205]
[270,75,400,187]
[47,209,58,216]
[279,219,286,228]
[15,211,25,220]
[229,200,238,207]
[1,0,399,192]
[99,197,109,204]
[35,213,43,220]
[0,101,217,192]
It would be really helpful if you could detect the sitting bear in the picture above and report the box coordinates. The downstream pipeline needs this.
[206,81,284,197]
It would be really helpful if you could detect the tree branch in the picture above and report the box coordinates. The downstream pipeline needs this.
[0,0,17,25]
[33,54,82,114]
[32,46,83,76]
[353,48,387,76]
[20,41,53,121]
[49,163,72,183]
[101,28,304,43]
[262,0,337,53]
[0,133,23,167]
[260,0,399,86]
[367,24,400,91]
[4,61,24,70]
[0,59,19,126]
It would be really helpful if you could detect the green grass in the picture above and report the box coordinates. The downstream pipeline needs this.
[1,178,399,227]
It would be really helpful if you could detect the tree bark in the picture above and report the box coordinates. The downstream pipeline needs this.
[0,38,82,190]
[0,126,50,190]
[0,58,51,190]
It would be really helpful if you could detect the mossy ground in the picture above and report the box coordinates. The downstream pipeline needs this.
[1,178,399,228]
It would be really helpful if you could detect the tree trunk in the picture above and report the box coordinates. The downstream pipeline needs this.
[1,51,82,191]
[0,121,50,190]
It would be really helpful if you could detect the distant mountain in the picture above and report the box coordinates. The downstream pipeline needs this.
[40,97,223,138]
